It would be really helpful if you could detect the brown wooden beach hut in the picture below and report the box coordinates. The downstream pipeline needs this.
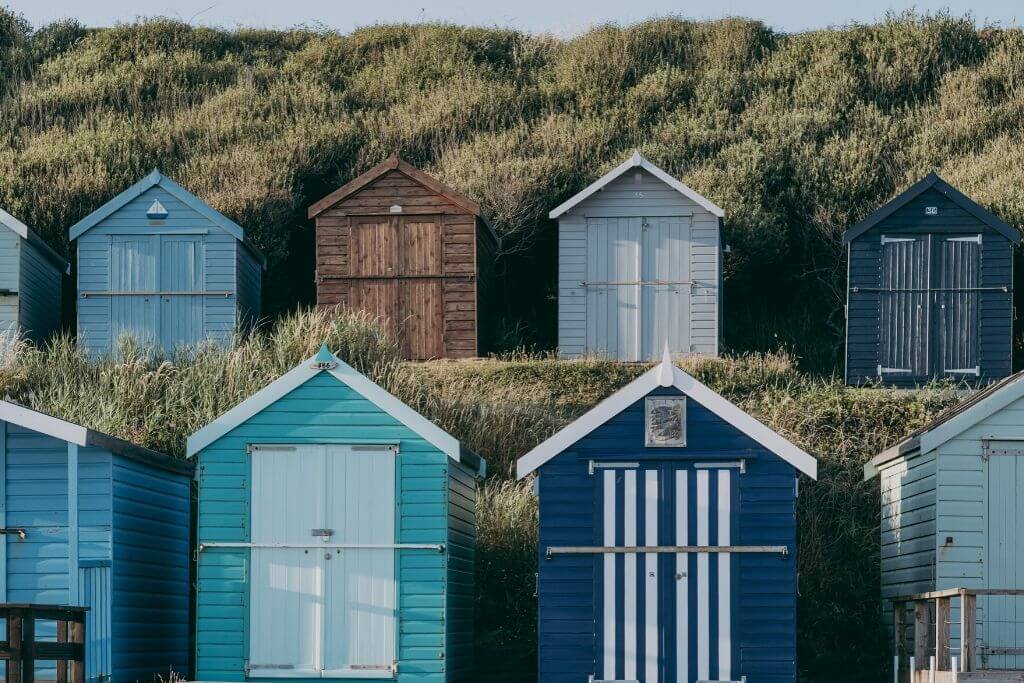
[309,155,499,360]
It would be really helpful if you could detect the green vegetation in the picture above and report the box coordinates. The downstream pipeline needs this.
[0,309,964,680]
[1,10,1023,364]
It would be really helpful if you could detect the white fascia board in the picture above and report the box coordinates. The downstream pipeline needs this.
[0,400,88,446]
[0,208,29,239]
[548,150,724,219]
[186,351,462,463]
[516,356,817,480]
[918,380,1024,455]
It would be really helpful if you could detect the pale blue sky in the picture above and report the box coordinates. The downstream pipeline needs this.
[4,0,1022,34]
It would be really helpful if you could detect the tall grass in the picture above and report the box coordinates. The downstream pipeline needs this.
[1,10,1023,364]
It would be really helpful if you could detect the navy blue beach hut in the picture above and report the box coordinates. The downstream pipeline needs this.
[0,400,192,682]
[69,171,265,356]
[517,349,817,683]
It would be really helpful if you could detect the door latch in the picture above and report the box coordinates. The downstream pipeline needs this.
[311,529,334,537]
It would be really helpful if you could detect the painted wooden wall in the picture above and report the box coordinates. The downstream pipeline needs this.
[0,228,64,346]
[534,386,798,682]
[557,168,721,361]
[846,186,1014,386]
[76,184,260,355]
[194,372,477,682]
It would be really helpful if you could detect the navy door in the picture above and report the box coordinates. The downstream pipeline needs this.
[594,463,739,683]
[933,235,981,378]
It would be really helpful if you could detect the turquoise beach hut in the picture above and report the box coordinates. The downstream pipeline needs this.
[188,345,485,681]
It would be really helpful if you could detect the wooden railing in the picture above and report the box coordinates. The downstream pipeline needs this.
[893,588,1024,682]
[0,604,87,683]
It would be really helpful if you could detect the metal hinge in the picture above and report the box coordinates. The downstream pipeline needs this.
[0,528,26,540]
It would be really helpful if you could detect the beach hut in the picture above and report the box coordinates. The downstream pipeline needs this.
[69,170,265,356]
[0,400,192,682]
[864,369,1024,671]
[309,155,499,360]
[844,173,1019,386]
[188,344,486,681]
[517,348,817,682]
[0,208,68,345]
[551,150,725,361]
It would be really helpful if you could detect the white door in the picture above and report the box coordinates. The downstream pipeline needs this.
[641,216,692,359]
[249,444,397,678]
[586,217,642,361]
[322,445,397,676]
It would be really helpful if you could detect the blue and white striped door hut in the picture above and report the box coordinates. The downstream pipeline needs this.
[517,348,817,682]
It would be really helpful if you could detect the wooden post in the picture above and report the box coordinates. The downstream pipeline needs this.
[57,617,69,683]
[914,601,930,669]
[935,597,951,670]
[70,614,86,683]
[895,601,907,660]
[960,592,976,673]
[21,611,35,683]
[8,608,23,683]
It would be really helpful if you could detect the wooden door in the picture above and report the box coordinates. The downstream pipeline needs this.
[399,280,443,360]
[249,445,326,677]
[399,216,442,276]
[986,447,1024,670]
[321,445,397,676]
[158,236,205,350]
[586,217,642,361]
[933,235,981,378]
[641,216,692,360]
[349,218,397,277]
[878,235,929,379]
[348,280,398,339]
[109,236,158,349]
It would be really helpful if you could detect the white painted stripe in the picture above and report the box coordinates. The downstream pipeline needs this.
[603,470,616,680]
[645,470,658,682]
[624,470,637,680]
[697,469,710,680]
[676,469,688,683]
[718,470,732,680]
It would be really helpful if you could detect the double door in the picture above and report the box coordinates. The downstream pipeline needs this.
[248,444,397,677]
[595,463,738,682]
[878,233,982,380]
[585,216,692,362]
[109,235,205,350]
[347,215,445,360]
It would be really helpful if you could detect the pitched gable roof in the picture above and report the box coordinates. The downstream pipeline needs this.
[186,344,486,476]
[68,170,267,265]
[842,172,1021,245]
[307,155,500,247]
[0,208,70,274]
[516,347,816,479]
[863,371,1024,480]
[549,150,725,220]
[0,399,190,475]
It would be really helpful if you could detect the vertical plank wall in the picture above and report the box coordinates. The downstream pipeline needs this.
[111,455,191,680]
[445,461,477,680]
[846,187,1013,386]
[535,387,798,682]
[195,372,464,681]
[17,238,63,346]
[557,168,720,359]
[77,185,243,355]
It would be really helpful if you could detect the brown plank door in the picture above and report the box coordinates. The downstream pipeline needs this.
[398,216,445,359]
[348,217,399,337]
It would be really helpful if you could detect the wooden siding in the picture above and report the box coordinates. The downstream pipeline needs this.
[236,245,262,333]
[314,169,489,359]
[194,372,467,682]
[18,238,64,346]
[847,187,1014,386]
[557,168,720,360]
[76,185,244,355]
[446,461,477,681]
[111,455,191,680]
[0,230,21,337]
[535,386,797,682]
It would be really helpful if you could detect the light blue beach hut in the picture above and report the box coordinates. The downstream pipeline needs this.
[188,345,486,681]
[0,208,68,345]
[0,400,192,682]
[68,171,264,355]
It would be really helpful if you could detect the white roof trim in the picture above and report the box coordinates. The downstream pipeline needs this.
[548,150,725,219]
[186,349,461,461]
[516,346,816,479]
[918,377,1024,455]
[0,400,88,446]
[0,208,29,240]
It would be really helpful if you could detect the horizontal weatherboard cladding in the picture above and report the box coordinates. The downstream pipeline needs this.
[846,179,1017,387]
[195,370,476,682]
[535,386,798,682]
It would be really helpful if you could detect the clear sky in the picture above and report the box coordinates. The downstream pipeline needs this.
[3,0,1022,34]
